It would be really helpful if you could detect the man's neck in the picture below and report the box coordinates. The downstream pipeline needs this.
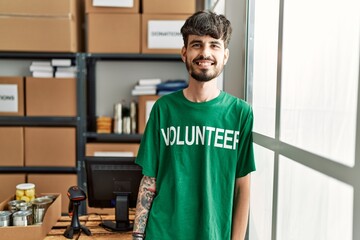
[183,78,220,103]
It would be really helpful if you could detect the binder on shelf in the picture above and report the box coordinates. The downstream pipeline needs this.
[138,78,162,85]
[131,88,157,96]
[29,65,53,72]
[55,72,77,78]
[131,78,161,96]
[55,66,77,78]
[31,61,51,66]
[157,79,188,95]
[32,71,54,78]
[51,59,72,67]
[29,61,54,78]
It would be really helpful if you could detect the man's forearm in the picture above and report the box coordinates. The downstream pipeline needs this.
[231,174,251,240]
[133,175,156,237]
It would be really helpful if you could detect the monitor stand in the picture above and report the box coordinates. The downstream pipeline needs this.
[100,192,133,231]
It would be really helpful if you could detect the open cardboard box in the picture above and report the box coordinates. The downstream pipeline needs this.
[0,193,61,240]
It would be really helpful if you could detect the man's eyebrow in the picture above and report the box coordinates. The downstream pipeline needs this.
[189,39,222,45]
[209,40,222,45]
[189,39,203,45]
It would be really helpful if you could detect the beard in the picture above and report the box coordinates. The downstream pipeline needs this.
[185,56,224,82]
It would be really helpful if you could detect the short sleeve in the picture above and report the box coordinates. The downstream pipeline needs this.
[135,102,160,178]
[236,105,256,177]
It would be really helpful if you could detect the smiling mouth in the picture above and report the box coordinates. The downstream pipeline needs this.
[194,60,215,67]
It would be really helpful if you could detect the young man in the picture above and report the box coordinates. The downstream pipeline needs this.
[132,10,256,240]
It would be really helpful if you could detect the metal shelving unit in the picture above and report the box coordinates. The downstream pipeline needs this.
[0,52,86,179]
[85,53,182,131]
[85,132,142,143]
[0,52,183,214]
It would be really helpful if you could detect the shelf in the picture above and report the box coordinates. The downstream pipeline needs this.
[85,132,142,143]
[0,116,79,126]
[86,53,182,61]
[0,52,78,59]
[84,156,135,161]
[0,166,77,174]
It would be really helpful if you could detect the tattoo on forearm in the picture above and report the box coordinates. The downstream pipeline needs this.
[133,176,156,233]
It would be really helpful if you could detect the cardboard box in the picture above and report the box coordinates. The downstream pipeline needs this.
[28,175,76,214]
[25,77,77,117]
[143,0,196,14]
[138,95,160,133]
[86,143,139,157]
[0,174,26,202]
[85,0,139,13]
[87,13,141,53]
[0,193,61,240]
[142,14,190,54]
[0,127,24,166]
[24,127,76,167]
[0,0,82,52]
[0,76,24,116]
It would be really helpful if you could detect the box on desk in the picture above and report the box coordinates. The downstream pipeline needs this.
[87,13,141,53]
[0,0,82,52]
[141,14,190,54]
[25,77,77,117]
[0,77,24,116]
[0,193,61,240]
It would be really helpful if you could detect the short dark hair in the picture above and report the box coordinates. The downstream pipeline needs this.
[180,10,232,48]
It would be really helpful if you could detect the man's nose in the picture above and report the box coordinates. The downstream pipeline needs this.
[200,46,211,58]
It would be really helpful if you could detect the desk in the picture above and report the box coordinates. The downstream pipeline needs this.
[44,210,135,240]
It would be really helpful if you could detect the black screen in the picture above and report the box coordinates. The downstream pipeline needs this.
[85,157,143,231]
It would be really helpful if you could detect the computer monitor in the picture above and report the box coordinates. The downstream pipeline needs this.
[84,156,143,231]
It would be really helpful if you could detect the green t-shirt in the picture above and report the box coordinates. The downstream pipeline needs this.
[136,90,256,240]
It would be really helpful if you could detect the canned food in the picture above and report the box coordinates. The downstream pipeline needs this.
[7,200,25,213]
[16,201,32,211]
[16,183,36,202]
[0,211,11,227]
[12,210,33,226]
[32,197,52,224]
[34,195,54,203]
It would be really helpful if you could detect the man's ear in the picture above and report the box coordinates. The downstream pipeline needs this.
[181,46,187,63]
[224,48,230,65]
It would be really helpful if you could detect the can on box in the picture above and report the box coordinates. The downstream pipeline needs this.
[0,211,11,227]
[16,183,36,202]
[12,210,33,226]
[7,200,25,213]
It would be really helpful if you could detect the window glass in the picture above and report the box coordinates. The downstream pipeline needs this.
[249,144,274,240]
[279,0,360,166]
[277,156,353,240]
[251,0,279,137]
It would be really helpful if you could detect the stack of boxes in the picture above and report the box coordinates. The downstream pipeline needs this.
[0,0,81,212]
[0,0,82,52]
[0,0,196,214]
[85,0,196,54]
[142,0,195,54]
[0,74,77,213]
[85,0,141,53]
[0,0,197,53]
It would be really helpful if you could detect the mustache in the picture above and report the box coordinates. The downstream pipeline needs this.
[192,55,215,62]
